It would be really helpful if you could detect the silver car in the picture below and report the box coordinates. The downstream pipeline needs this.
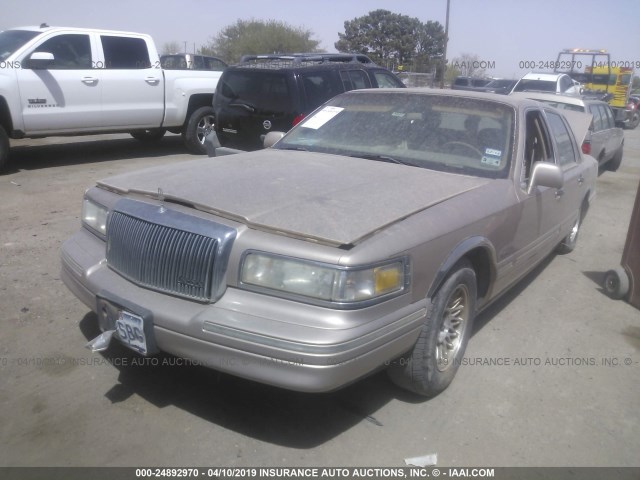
[61,89,598,397]
[510,91,625,171]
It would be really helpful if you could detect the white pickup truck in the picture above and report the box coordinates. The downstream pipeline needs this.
[0,25,223,171]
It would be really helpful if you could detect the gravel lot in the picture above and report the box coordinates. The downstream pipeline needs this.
[1,128,639,468]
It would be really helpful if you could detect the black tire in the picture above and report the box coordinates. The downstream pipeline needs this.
[603,267,630,300]
[607,145,623,172]
[556,207,582,254]
[130,128,166,142]
[0,125,10,173]
[183,106,215,154]
[387,260,477,397]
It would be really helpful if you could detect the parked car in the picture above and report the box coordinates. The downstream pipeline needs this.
[62,89,597,397]
[160,53,227,71]
[625,96,640,130]
[451,76,492,91]
[212,53,405,150]
[0,25,223,171]
[510,91,625,170]
[479,78,518,94]
[512,72,581,96]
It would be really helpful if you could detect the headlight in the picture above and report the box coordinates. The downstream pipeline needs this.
[240,252,407,306]
[82,198,109,237]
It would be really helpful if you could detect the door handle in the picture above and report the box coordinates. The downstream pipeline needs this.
[555,189,565,200]
[145,77,160,85]
[81,76,98,85]
[578,175,585,186]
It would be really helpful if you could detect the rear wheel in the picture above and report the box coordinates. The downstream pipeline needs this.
[387,260,477,397]
[0,126,9,172]
[183,106,215,154]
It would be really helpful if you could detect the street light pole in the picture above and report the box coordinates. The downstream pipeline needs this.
[440,0,450,89]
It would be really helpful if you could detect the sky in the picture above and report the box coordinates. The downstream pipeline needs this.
[2,0,639,79]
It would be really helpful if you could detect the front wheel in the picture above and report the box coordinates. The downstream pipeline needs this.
[0,125,10,173]
[556,207,582,254]
[387,260,477,397]
[183,106,215,154]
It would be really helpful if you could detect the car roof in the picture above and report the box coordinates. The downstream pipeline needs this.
[520,72,567,81]
[8,25,149,37]
[509,91,610,107]
[347,87,542,109]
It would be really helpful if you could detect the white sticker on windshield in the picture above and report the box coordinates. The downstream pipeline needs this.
[485,148,502,156]
[301,106,344,130]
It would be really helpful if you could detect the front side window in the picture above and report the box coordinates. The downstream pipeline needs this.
[32,34,91,69]
[101,36,150,69]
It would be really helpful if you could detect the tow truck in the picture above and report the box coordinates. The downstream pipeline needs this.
[555,48,638,129]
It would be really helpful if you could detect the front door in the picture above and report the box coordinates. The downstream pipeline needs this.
[16,32,102,133]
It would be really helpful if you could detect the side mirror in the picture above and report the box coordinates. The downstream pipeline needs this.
[527,161,564,195]
[615,120,625,128]
[263,131,285,148]
[26,51,55,69]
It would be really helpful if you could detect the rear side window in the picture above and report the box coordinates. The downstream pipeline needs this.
[340,70,370,90]
[590,105,604,132]
[546,111,578,166]
[101,36,150,69]
[299,71,341,110]
[600,105,615,129]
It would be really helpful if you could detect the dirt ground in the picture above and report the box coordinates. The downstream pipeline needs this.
[0,130,639,468]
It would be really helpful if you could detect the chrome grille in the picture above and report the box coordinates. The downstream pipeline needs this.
[106,203,235,302]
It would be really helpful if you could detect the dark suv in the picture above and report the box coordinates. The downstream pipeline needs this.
[213,54,405,150]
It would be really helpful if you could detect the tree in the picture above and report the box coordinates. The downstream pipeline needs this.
[335,10,445,73]
[161,41,183,55]
[449,53,486,78]
[201,19,322,63]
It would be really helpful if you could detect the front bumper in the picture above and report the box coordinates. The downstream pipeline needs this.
[61,229,427,392]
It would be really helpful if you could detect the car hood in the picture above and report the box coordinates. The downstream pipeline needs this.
[98,150,492,247]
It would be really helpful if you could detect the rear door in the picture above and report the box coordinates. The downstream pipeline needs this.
[544,109,586,234]
[16,31,102,133]
[97,34,164,128]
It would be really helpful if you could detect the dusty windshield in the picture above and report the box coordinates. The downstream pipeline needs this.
[0,30,39,62]
[275,91,515,178]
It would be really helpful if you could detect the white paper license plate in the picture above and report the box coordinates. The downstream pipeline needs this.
[115,310,147,355]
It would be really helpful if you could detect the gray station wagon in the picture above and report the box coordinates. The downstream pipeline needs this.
[61,89,598,397]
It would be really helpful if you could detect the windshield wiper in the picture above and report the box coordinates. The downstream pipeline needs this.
[349,154,410,166]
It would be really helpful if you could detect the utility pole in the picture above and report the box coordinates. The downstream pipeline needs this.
[440,0,450,89]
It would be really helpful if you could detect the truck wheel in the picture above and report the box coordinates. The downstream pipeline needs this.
[183,106,215,154]
[0,126,9,173]
[130,128,166,142]
[607,145,623,172]
[387,260,477,397]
